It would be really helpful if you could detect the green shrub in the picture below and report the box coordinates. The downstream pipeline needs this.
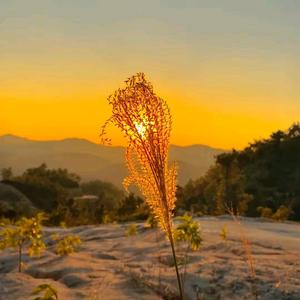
[126,223,137,237]
[0,218,12,227]
[257,206,273,218]
[31,284,58,300]
[272,205,291,221]
[102,214,113,224]
[50,233,60,241]
[59,221,66,229]
[220,225,228,241]
[145,214,158,229]
[55,235,82,256]
[174,214,202,251]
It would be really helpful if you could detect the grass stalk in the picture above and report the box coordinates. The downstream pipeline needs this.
[169,231,184,299]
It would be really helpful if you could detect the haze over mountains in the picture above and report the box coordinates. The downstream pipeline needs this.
[0,134,224,187]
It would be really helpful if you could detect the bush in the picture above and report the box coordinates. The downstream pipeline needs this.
[174,214,202,251]
[0,218,12,227]
[126,224,137,237]
[0,183,36,220]
[145,214,158,229]
[31,284,58,300]
[257,206,273,219]
[55,235,82,256]
[220,225,228,241]
[272,205,291,221]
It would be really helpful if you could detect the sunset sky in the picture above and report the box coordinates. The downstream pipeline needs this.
[1,1,300,149]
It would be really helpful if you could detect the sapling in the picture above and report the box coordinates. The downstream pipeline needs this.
[174,213,202,292]
[126,223,137,237]
[220,225,228,241]
[31,284,58,300]
[0,213,46,272]
[174,214,202,251]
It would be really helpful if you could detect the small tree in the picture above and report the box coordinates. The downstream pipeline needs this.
[0,213,46,272]
[174,214,202,292]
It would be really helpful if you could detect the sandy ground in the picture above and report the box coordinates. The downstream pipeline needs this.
[0,216,299,300]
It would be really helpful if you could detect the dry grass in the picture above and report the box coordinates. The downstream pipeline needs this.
[101,73,183,298]
[227,207,258,300]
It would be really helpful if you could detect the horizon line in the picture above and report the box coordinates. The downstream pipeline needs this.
[0,133,229,151]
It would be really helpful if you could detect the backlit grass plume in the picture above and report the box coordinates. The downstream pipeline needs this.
[101,72,183,298]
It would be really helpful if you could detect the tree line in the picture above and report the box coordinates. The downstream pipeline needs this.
[0,164,146,225]
[177,123,300,221]
[1,123,300,224]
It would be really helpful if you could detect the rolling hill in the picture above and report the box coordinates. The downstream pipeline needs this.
[0,134,225,186]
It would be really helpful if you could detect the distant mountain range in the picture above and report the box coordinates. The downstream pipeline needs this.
[0,134,225,187]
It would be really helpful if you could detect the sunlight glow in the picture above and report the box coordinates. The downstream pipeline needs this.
[134,121,147,140]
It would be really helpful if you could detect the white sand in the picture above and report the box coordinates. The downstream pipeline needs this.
[0,217,299,300]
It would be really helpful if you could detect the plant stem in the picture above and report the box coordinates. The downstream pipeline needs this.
[18,243,22,272]
[169,232,183,300]
[155,230,162,292]
[181,244,190,294]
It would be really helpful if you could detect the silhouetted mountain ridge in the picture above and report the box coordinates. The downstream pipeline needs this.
[0,135,224,186]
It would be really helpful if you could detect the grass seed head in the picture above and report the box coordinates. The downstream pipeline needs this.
[101,73,177,235]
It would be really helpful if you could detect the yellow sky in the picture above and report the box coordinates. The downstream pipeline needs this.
[1,1,300,150]
[1,73,298,150]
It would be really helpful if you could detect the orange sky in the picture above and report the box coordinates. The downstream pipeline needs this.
[1,1,300,149]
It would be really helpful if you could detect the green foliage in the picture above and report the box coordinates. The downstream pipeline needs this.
[272,205,291,221]
[0,213,46,272]
[174,214,202,251]
[3,125,299,225]
[55,235,82,256]
[117,193,147,221]
[4,164,80,216]
[1,167,13,181]
[257,206,273,219]
[81,180,124,212]
[102,214,113,224]
[50,233,60,241]
[0,217,12,226]
[145,214,158,229]
[126,223,137,237]
[220,225,228,241]
[31,284,58,300]
[57,180,126,226]
[62,196,104,226]
[59,221,66,229]
[2,165,148,225]
[178,123,300,221]
[0,183,36,220]
[23,163,80,189]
